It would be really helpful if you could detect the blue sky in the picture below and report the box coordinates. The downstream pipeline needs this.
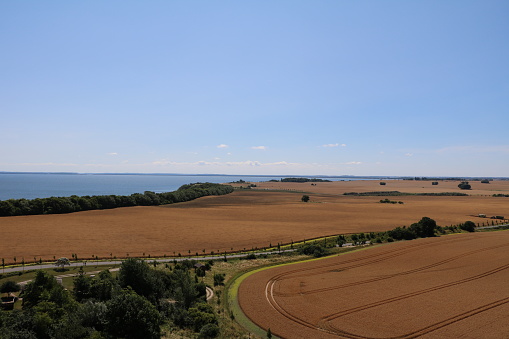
[1,1,508,176]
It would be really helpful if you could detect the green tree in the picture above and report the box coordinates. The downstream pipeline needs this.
[73,269,92,302]
[460,220,476,232]
[54,257,71,271]
[0,280,21,297]
[105,288,161,339]
[458,181,471,190]
[22,271,59,309]
[118,258,153,297]
[213,273,225,287]
[188,302,217,332]
[301,195,310,202]
[173,268,199,309]
[409,217,437,238]
[199,323,220,338]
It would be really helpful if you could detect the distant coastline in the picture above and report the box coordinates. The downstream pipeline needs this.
[1,171,506,180]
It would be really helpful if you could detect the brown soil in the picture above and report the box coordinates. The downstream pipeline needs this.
[1,180,508,263]
[238,231,509,339]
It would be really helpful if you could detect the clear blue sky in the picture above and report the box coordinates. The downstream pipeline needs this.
[1,1,508,176]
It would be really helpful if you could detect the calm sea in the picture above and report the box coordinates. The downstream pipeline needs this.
[0,173,380,201]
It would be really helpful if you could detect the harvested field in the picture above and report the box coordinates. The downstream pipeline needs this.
[1,180,508,263]
[238,231,509,338]
[248,178,509,196]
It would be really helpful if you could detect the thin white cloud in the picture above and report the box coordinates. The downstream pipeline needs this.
[345,161,362,165]
[436,145,509,154]
[251,146,267,150]
[321,143,346,148]
[151,159,298,168]
[217,144,229,148]
[107,152,118,156]
[405,153,413,157]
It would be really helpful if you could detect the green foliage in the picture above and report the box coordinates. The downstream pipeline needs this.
[458,181,471,190]
[199,323,220,338]
[301,195,310,202]
[54,257,70,271]
[388,227,416,240]
[105,289,161,339]
[0,183,234,216]
[344,191,468,196]
[213,273,226,287]
[21,271,62,309]
[460,221,476,232]
[410,217,437,238]
[379,198,403,204]
[118,258,169,304]
[281,178,331,182]
[3,257,217,338]
[0,280,21,295]
[298,244,328,257]
[244,253,257,260]
[188,303,217,332]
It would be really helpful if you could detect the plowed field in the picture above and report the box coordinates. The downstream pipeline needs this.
[238,231,509,338]
[1,180,508,263]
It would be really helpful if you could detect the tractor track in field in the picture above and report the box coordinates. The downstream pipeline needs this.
[238,232,509,338]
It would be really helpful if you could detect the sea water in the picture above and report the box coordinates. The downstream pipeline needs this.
[0,173,379,201]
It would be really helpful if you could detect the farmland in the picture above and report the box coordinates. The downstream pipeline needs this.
[238,231,509,338]
[0,180,508,263]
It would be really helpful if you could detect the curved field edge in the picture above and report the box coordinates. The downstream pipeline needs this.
[226,246,378,338]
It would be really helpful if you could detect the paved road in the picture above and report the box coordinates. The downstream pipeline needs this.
[1,249,295,275]
[476,223,509,230]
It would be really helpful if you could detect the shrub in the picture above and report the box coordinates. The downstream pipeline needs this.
[458,181,471,190]
[213,273,225,287]
[199,323,220,338]
[298,244,327,257]
[460,221,476,232]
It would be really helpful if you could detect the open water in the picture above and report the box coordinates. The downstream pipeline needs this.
[0,173,380,201]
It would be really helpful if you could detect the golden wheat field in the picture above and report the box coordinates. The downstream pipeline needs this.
[0,180,508,263]
[238,231,509,339]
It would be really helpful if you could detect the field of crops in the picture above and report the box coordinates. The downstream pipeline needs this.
[1,180,508,263]
[238,231,509,338]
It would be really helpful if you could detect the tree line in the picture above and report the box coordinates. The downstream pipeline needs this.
[344,191,468,196]
[280,178,331,182]
[0,183,234,217]
[0,258,220,338]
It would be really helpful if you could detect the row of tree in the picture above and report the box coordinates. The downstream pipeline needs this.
[0,258,219,338]
[344,191,468,196]
[280,178,331,182]
[0,183,234,217]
